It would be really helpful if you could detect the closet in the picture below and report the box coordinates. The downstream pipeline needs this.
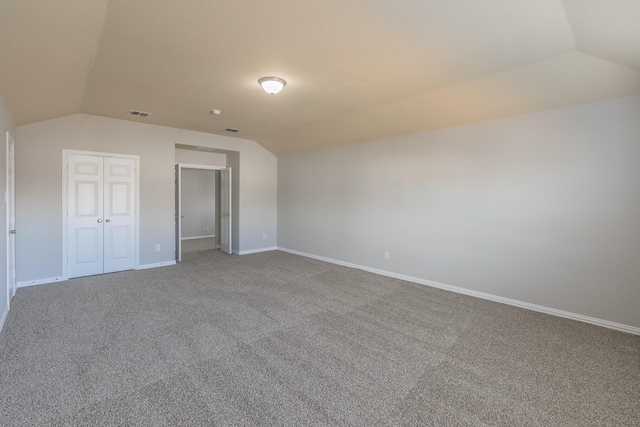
[66,153,136,278]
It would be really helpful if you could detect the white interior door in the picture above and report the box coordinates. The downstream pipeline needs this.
[175,164,182,262]
[103,157,136,273]
[220,167,232,254]
[67,153,136,278]
[6,131,16,300]
[68,154,104,278]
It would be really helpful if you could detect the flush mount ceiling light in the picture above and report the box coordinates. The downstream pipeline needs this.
[258,77,286,95]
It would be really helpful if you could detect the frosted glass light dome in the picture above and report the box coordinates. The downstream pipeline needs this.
[258,77,286,95]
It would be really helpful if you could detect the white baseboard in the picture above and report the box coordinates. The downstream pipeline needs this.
[137,260,177,270]
[238,247,278,255]
[18,276,65,288]
[181,235,215,241]
[277,247,640,336]
[15,262,176,289]
[0,303,8,333]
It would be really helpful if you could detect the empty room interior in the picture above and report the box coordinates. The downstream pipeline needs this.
[0,1,639,425]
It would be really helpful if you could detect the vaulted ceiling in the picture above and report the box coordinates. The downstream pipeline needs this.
[0,0,639,155]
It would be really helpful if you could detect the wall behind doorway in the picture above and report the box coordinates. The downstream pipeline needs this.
[181,168,216,239]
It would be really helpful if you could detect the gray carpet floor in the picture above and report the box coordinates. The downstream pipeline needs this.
[182,238,216,254]
[1,250,638,426]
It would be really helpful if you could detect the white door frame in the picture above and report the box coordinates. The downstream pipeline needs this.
[175,164,181,262]
[62,149,140,280]
[219,167,232,255]
[6,131,16,303]
[175,163,225,261]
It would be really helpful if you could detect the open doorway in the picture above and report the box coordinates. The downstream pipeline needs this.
[174,144,239,259]
[175,163,231,261]
[181,167,218,254]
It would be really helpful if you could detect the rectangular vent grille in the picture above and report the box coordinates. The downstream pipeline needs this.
[128,110,152,118]
[225,128,240,133]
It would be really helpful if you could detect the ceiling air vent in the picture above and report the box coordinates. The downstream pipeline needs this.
[225,128,240,133]
[128,110,152,118]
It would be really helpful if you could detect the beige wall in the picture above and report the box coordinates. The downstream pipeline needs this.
[0,95,15,330]
[175,148,227,166]
[16,114,277,282]
[278,96,640,329]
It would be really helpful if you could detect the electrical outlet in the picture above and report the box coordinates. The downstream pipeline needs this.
[155,244,161,252]
[262,234,267,240]
[384,251,389,260]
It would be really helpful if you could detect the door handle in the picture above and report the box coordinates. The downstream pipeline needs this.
[9,230,16,234]
[97,219,102,223]
[105,219,111,223]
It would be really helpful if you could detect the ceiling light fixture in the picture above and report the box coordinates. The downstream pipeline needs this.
[258,77,286,95]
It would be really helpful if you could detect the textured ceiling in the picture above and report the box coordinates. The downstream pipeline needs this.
[0,0,639,155]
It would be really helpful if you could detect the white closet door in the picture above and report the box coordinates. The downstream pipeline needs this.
[220,167,232,254]
[68,154,104,278]
[67,153,136,278]
[103,157,136,273]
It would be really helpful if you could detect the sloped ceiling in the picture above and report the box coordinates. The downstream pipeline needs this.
[0,0,638,155]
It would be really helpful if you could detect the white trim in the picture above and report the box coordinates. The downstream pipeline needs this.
[176,164,182,262]
[6,131,16,304]
[137,260,176,270]
[62,149,141,279]
[181,235,215,240]
[277,247,640,336]
[18,276,65,288]
[0,303,8,333]
[238,247,277,255]
[220,167,232,254]
[175,163,225,171]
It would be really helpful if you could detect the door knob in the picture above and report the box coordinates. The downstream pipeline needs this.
[97,219,102,223]
[9,230,16,234]
[105,219,111,222]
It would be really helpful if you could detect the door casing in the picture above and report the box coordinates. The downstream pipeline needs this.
[219,167,232,255]
[6,131,16,303]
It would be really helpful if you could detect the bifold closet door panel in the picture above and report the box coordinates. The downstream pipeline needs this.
[67,154,105,278]
[103,157,136,274]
